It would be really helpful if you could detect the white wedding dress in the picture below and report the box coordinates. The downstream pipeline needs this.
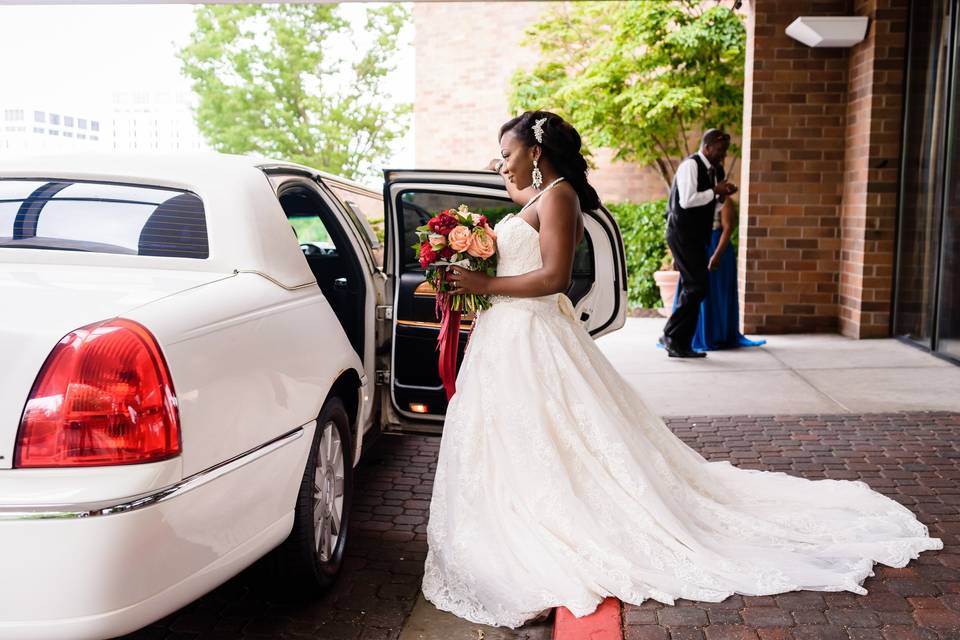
[420,185,943,629]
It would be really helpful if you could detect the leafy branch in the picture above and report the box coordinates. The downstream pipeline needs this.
[178,3,410,181]
[509,0,745,193]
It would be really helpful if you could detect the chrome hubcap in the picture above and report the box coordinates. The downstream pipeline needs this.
[313,420,345,561]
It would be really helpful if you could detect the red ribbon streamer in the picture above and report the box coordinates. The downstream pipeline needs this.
[435,268,460,400]
[437,306,461,401]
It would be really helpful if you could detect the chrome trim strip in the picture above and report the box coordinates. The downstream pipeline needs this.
[395,319,474,331]
[394,380,445,391]
[233,269,316,291]
[0,427,305,521]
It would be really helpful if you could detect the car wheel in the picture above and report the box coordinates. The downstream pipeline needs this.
[270,396,353,591]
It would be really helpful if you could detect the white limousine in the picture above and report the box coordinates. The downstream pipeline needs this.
[0,152,627,639]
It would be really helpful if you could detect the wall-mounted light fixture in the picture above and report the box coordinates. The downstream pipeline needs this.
[785,16,870,47]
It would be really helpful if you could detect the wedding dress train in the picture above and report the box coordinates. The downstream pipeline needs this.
[421,197,943,629]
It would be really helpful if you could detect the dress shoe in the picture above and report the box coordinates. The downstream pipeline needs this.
[665,343,706,358]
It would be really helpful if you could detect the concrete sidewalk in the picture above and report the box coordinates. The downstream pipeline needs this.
[596,317,960,416]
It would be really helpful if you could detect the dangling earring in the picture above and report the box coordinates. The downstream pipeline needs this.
[531,158,543,190]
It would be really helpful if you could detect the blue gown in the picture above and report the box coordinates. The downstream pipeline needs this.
[668,227,765,352]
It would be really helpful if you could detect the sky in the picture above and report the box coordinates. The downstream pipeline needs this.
[0,3,416,182]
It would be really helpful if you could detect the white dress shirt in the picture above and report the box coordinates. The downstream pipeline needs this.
[675,150,721,213]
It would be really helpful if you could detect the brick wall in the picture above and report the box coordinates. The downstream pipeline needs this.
[838,0,908,337]
[413,1,665,204]
[739,0,905,336]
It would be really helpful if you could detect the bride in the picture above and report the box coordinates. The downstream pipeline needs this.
[420,110,943,629]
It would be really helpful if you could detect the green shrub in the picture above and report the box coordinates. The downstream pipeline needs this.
[606,199,669,309]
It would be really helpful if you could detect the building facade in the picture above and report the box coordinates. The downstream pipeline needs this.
[109,89,209,153]
[1,108,102,153]
[1,91,208,155]
[739,0,958,366]
[412,1,666,204]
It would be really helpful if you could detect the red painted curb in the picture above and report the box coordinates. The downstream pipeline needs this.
[553,597,622,640]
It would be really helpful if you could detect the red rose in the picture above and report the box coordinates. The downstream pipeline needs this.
[475,214,488,227]
[419,242,438,268]
[427,211,459,236]
[439,245,454,259]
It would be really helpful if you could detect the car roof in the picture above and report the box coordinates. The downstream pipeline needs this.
[0,150,384,196]
[0,151,289,189]
[0,151,321,287]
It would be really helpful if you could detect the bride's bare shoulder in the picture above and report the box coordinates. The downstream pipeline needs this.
[538,181,582,221]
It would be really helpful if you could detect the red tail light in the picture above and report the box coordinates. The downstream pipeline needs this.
[15,319,181,468]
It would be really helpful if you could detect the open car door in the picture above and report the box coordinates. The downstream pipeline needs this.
[380,170,627,434]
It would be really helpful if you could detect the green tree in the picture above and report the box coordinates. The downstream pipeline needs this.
[509,0,745,191]
[178,3,410,181]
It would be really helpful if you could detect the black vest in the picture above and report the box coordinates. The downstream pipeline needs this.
[666,153,722,244]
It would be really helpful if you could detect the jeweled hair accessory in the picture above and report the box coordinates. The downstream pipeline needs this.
[532,117,547,143]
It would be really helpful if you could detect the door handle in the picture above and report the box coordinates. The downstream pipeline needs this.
[334,277,348,290]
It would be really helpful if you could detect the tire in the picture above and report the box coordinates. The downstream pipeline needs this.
[268,396,354,592]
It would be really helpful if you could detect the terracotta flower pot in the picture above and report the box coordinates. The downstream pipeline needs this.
[653,269,680,318]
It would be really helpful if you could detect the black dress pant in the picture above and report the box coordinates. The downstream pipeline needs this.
[663,227,709,350]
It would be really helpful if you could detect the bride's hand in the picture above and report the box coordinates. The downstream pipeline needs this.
[446,266,491,296]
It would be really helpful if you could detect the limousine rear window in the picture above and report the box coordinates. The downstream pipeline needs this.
[0,179,208,258]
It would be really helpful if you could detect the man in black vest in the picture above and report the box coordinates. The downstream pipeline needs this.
[661,129,737,358]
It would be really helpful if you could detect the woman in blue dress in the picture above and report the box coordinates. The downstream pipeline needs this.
[670,198,765,351]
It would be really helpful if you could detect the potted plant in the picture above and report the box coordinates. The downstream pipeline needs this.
[653,248,679,317]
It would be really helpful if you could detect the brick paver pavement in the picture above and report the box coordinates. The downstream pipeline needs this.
[623,412,960,640]
[121,412,960,639]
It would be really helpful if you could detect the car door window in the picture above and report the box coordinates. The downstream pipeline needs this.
[279,182,366,358]
[395,190,593,286]
[397,191,520,271]
[290,215,335,257]
[321,180,383,271]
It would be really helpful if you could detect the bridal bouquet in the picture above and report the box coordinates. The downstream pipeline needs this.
[412,204,498,399]
[412,204,498,313]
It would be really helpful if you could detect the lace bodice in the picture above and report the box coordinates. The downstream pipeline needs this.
[491,176,564,278]
[487,212,578,320]
[493,213,542,277]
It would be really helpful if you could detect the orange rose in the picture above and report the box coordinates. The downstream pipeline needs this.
[467,229,496,259]
[483,223,497,241]
[448,225,472,252]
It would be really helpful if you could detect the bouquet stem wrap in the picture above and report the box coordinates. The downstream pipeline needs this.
[413,204,498,402]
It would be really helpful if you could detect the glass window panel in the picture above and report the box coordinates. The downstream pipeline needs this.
[936,6,960,361]
[894,0,952,343]
[0,179,208,258]
[0,180,50,199]
[0,202,19,236]
[53,182,183,204]
[35,200,155,251]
